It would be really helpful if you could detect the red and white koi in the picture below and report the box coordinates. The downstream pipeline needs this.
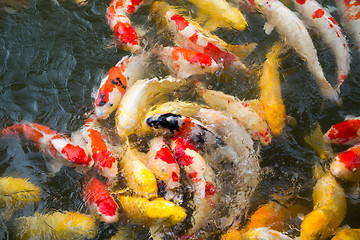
[83,177,119,223]
[0,122,93,171]
[72,115,118,181]
[145,136,180,190]
[330,144,360,182]
[106,0,141,53]
[146,112,225,148]
[293,0,351,92]
[93,53,150,119]
[171,137,218,236]
[119,0,148,15]
[323,117,360,145]
[154,46,221,79]
[335,0,360,53]
[255,0,341,105]
[164,10,247,71]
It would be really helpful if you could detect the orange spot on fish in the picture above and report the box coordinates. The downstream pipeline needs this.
[205,181,216,198]
[171,14,189,31]
[155,147,177,164]
[338,149,360,171]
[61,144,91,166]
[172,171,179,182]
[189,33,199,44]
[312,9,325,18]
[296,0,306,4]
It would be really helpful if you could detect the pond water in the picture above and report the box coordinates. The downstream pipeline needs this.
[1,0,360,239]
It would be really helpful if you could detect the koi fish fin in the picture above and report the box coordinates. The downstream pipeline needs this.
[202,18,224,32]
[285,115,297,127]
[226,42,258,59]
[46,159,64,177]
[264,22,274,35]
[149,225,165,240]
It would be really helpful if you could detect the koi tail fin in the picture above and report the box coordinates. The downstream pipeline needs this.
[227,42,257,60]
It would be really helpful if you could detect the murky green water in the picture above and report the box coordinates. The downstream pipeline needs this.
[1,0,360,239]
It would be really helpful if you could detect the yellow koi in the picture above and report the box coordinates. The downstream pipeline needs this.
[300,172,347,240]
[331,229,360,240]
[14,211,98,240]
[258,42,287,136]
[120,145,158,199]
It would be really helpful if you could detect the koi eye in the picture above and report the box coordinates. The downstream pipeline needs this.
[109,103,113,107]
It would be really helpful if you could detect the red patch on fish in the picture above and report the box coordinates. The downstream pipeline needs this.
[296,0,306,5]
[325,119,360,144]
[338,147,360,171]
[155,147,177,164]
[126,0,143,14]
[205,181,216,198]
[173,47,214,67]
[189,33,199,44]
[61,144,91,166]
[170,14,189,31]
[344,0,360,20]
[113,21,139,45]
[312,9,325,19]
[172,171,179,182]
[172,137,198,166]
[174,117,196,139]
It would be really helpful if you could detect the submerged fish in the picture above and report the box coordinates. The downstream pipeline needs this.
[293,0,351,92]
[154,46,221,79]
[0,122,93,172]
[255,0,341,105]
[331,229,360,240]
[83,177,119,223]
[15,211,98,240]
[258,41,287,136]
[324,118,360,145]
[330,144,360,182]
[300,172,347,240]
[0,176,40,210]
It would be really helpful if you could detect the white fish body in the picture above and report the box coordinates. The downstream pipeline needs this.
[293,0,351,92]
[256,0,341,105]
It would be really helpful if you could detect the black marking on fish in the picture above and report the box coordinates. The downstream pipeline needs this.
[146,113,182,133]
[111,77,127,90]
[97,93,106,107]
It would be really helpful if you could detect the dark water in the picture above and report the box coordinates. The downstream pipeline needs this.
[0,0,360,239]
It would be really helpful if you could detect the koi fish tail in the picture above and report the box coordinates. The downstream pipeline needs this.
[267,41,286,62]
[225,42,257,60]
[0,124,24,138]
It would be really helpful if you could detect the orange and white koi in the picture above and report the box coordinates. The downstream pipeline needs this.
[196,81,272,145]
[300,172,347,240]
[330,144,360,182]
[335,0,360,53]
[83,177,119,223]
[293,0,351,92]
[171,137,218,236]
[255,0,341,105]
[145,136,180,190]
[0,122,93,171]
[164,10,247,71]
[146,112,225,148]
[72,115,118,180]
[106,0,141,53]
[324,117,360,145]
[120,145,158,199]
[15,211,98,240]
[154,46,221,79]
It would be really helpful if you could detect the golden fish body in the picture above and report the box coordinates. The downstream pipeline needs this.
[300,173,347,240]
[15,211,98,240]
[117,195,186,227]
[0,177,41,209]
[120,146,158,199]
[331,229,360,240]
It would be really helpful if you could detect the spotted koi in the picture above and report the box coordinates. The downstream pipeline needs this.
[145,136,180,190]
[83,177,119,223]
[171,137,218,236]
[293,0,351,92]
[107,0,141,53]
[255,0,341,105]
[0,122,93,170]
[324,117,360,145]
[164,10,247,71]
[155,46,221,79]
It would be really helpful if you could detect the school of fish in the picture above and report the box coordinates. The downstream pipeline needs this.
[2,0,360,238]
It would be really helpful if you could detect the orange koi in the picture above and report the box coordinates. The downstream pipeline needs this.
[83,177,119,223]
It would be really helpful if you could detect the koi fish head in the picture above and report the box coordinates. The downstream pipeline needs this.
[300,210,331,240]
[330,146,360,182]
[255,0,272,11]
[323,119,360,145]
[146,113,183,133]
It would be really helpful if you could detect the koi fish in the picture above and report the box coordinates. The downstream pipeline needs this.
[83,177,119,223]
[241,227,293,240]
[300,172,347,240]
[335,0,360,54]
[107,0,141,53]
[171,137,218,236]
[255,0,341,105]
[115,76,191,139]
[331,228,360,240]
[0,176,41,210]
[72,115,118,180]
[119,0,148,15]
[120,146,158,199]
[163,9,247,71]
[258,41,287,136]
[154,46,221,79]
[330,144,360,182]
[196,81,272,145]
[0,122,93,172]
[15,211,98,240]
[144,136,180,190]
[146,112,225,148]
[117,195,186,227]
[186,0,248,32]
[324,118,360,145]
[292,0,351,92]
